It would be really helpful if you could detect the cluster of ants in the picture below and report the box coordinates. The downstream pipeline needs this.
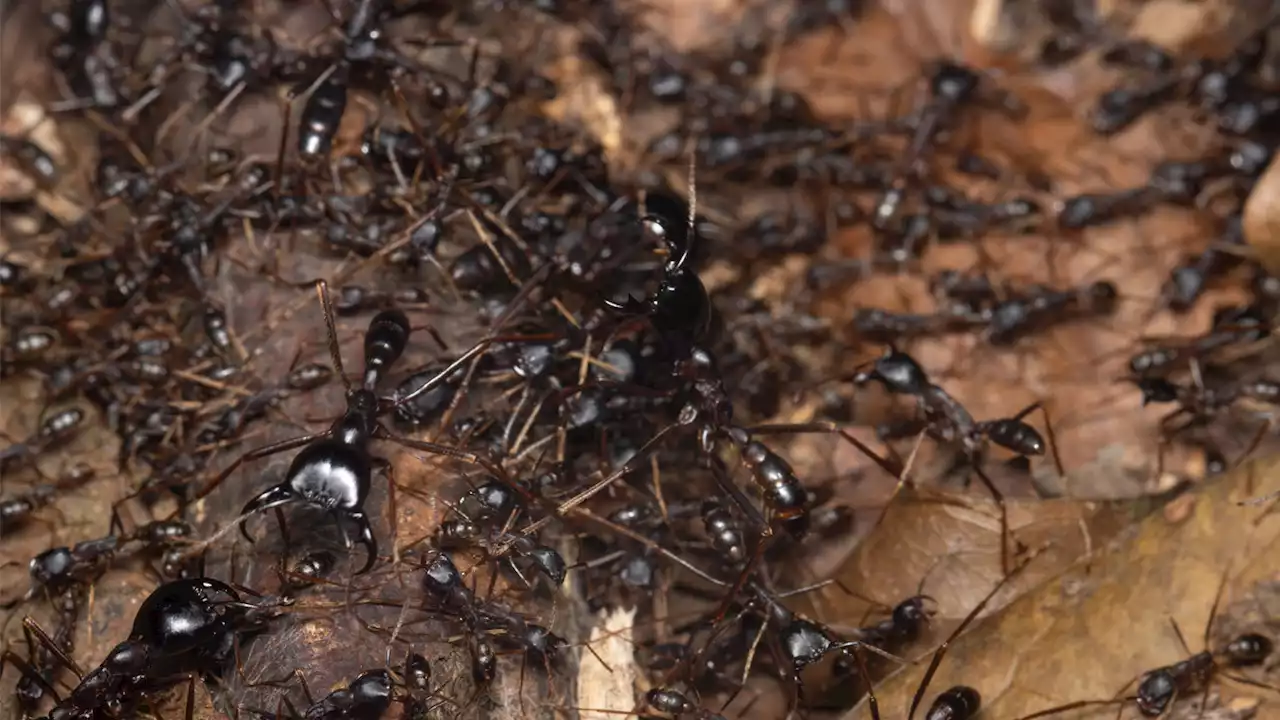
[1,1,1278,719]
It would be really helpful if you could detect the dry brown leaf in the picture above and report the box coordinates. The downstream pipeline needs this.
[803,492,1135,631]
[840,457,1280,719]
[1244,152,1280,276]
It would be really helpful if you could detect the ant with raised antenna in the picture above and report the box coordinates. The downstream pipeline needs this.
[193,279,531,574]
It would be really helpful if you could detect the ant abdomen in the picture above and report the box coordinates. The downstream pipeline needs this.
[1224,632,1273,666]
[1135,667,1178,716]
[700,500,746,564]
[854,347,931,395]
[362,309,410,386]
[982,419,1046,456]
[925,685,981,720]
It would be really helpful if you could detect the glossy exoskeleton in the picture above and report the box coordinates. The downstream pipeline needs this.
[198,281,510,575]
[604,191,711,357]
[20,578,286,720]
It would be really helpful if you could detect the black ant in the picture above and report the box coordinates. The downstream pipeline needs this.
[843,552,1039,720]
[3,519,195,711]
[195,280,523,574]
[9,519,194,606]
[3,578,290,720]
[244,652,448,719]
[1135,364,1280,477]
[1128,319,1269,378]
[602,188,711,359]
[984,280,1119,346]
[0,406,89,477]
[1016,573,1275,719]
[852,347,1061,572]
[435,509,567,589]
[0,462,95,538]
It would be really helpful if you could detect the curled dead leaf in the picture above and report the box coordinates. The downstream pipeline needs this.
[1244,151,1280,276]
[841,457,1280,719]
[803,489,1133,635]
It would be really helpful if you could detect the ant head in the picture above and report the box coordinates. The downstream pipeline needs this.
[856,346,931,395]
[1135,377,1179,405]
[527,545,567,587]
[1135,669,1176,716]
[927,61,980,104]
[348,669,394,707]
[29,547,74,586]
[641,189,693,270]
[403,652,431,690]
[420,551,464,597]
[893,595,937,630]
[128,578,239,659]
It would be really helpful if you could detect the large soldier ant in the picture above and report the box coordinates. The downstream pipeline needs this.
[3,578,290,720]
[195,280,525,574]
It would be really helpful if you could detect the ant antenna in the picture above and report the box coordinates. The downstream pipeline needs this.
[315,279,351,394]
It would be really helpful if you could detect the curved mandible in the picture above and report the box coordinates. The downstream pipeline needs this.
[238,485,295,543]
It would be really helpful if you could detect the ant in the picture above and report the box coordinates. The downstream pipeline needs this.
[0,406,88,477]
[1017,573,1275,719]
[842,552,1039,720]
[3,519,194,711]
[1159,213,1247,313]
[245,652,448,719]
[602,187,711,359]
[435,509,567,588]
[853,346,1061,572]
[0,462,95,538]
[1136,364,1280,476]
[984,279,1119,346]
[333,285,430,316]
[3,578,290,720]
[832,594,937,684]
[1128,318,1269,379]
[195,280,524,575]
[10,519,194,606]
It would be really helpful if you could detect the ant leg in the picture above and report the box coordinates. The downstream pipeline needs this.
[195,432,323,500]
[1013,699,1125,720]
[375,430,522,495]
[748,422,903,479]
[274,508,292,556]
[1236,416,1274,470]
[971,465,1012,575]
[183,673,196,720]
[549,423,681,515]
[2,650,63,702]
[22,617,82,678]
[844,643,881,720]
[313,279,351,394]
